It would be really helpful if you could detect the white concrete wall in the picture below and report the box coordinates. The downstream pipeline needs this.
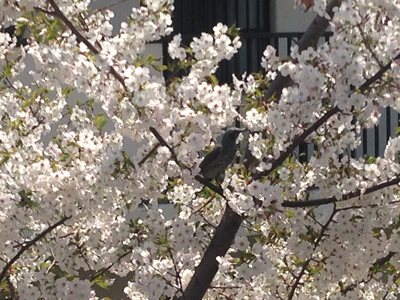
[272,0,316,32]
[90,0,163,65]
[90,0,139,33]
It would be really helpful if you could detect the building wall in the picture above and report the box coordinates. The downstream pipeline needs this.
[90,0,163,70]
[272,0,316,32]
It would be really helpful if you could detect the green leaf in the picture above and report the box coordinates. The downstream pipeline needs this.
[365,156,377,164]
[18,189,39,209]
[309,263,324,275]
[94,114,107,131]
[395,277,400,286]
[207,74,218,86]
[153,64,168,72]
[15,17,29,36]
[62,86,74,97]
[93,275,109,289]
[0,151,11,167]
[45,19,64,42]
[2,61,15,78]
[227,24,240,38]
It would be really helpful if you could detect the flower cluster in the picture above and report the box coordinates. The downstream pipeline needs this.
[0,0,400,299]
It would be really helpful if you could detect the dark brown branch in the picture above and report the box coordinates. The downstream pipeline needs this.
[34,6,58,16]
[89,248,132,281]
[253,107,339,180]
[262,0,343,102]
[46,0,127,89]
[167,246,185,297]
[194,175,224,196]
[337,199,400,211]
[148,126,190,170]
[282,175,400,208]
[178,205,244,300]
[358,52,400,93]
[138,142,161,166]
[287,206,337,299]
[356,23,384,68]
[0,215,71,283]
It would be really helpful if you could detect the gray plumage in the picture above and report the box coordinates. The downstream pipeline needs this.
[199,127,245,180]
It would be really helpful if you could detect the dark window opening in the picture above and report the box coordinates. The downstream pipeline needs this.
[172,0,271,83]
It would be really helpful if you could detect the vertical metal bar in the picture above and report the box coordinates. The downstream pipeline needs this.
[374,123,379,157]
[386,106,392,141]
[234,0,240,76]
[396,109,400,131]
[246,0,249,29]
[363,128,368,156]
[274,36,279,56]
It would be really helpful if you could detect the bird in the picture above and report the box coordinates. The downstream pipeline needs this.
[199,127,246,180]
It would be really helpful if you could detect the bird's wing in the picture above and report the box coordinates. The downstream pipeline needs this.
[199,146,222,171]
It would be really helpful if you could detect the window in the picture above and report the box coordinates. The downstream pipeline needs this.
[172,0,271,82]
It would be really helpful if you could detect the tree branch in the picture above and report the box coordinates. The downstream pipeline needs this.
[178,205,244,300]
[45,0,127,89]
[148,126,184,168]
[138,142,161,166]
[287,206,337,299]
[358,52,400,93]
[146,130,244,300]
[340,251,396,295]
[263,0,343,102]
[194,175,224,195]
[0,215,71,283]
[253,107,339,180]
[89,248,132,281]
[282,175,400,208]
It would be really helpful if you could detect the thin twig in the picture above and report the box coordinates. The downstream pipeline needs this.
[34,6,57,16]
[340,251,396,295]
[88,0,131,16]
[356,23,384,68]
[45,0,127,89]
[89,248,132,281]
[190,193,217,216]
[210,285,241,290]
[287,206,337,299]
[6,275,16,299]
[0,215,71,283]
[358,52,400,93]
[336,199,400,211]
[149,126,190,170]
[282,175,400,208]
[167,246,185,298]
[138,142,161,166]
[253,107,339,180]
